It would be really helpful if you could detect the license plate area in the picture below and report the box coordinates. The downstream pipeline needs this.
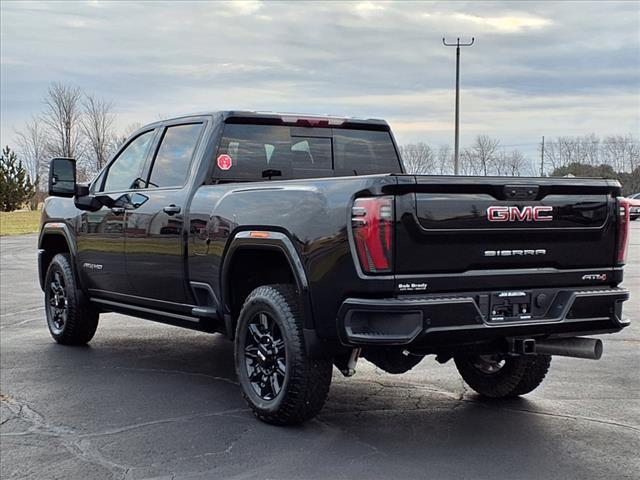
[489,291,533,322]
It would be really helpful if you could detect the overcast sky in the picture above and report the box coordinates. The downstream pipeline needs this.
[1,0,639,162]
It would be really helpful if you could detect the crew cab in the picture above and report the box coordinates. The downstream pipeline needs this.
[40,111,631,424]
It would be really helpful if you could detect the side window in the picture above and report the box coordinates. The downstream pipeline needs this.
[333,129,401,175]
[215,124,332,181]
[216,124,292,181]
[102,130,154,192]
[148,123,204,188]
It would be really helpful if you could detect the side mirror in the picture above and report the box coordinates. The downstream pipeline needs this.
[48,158,76,198]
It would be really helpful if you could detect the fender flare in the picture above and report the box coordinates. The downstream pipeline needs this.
[38,222,77,290]
[220,230,315,334]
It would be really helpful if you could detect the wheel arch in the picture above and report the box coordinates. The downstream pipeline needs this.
[221,231,314,340]
[38,223,76,291]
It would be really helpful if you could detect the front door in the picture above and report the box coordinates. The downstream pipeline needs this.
[77,129,157,294]
[125,122,205,306]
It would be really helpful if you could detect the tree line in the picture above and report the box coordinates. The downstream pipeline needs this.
[400,133,640,194]
[1,82,139,211]
[2,81,639,211]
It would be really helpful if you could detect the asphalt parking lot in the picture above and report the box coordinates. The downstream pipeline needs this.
[1,224,639,480]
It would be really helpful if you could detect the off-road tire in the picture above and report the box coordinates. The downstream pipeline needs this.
[44,253,99,345]
[454,354,551,398]
[234,284,333,425]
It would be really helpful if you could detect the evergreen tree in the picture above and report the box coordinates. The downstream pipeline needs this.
[0,146,37,212]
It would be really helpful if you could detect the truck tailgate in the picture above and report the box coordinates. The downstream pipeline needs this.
[394,176,619,275]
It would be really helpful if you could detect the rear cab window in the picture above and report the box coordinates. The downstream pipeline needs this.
[213,123,401,182]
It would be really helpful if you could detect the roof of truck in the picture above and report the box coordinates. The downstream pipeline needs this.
[152,110,390,129]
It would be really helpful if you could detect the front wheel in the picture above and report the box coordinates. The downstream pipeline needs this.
[234,284,333,425]
[454,354,551,398]
[44,253,99,345]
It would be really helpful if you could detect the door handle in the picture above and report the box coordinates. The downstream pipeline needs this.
[163,204,181,215]
[111,207,125,215]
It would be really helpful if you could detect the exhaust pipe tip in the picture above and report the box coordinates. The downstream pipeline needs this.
[593,339,603,360]
[535,337,603,360]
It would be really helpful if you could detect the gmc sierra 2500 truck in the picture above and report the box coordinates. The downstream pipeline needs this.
[41,111,631,425]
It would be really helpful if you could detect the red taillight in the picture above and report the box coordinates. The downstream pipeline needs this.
[617,197,630,264]
[351,196,394,273]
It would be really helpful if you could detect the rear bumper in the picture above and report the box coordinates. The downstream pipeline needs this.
[337,287,630,351]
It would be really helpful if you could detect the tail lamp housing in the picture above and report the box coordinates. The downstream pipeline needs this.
[351,196,394,273]
[617,197,630,265]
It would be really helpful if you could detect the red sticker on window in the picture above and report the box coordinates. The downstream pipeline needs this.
[217,154,232,170]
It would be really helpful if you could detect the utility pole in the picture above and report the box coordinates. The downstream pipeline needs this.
[443,37,474,175]
[540,135,545,176]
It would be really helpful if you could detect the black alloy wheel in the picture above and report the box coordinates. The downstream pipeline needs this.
[47,270,69,335]
[243,311,287,401]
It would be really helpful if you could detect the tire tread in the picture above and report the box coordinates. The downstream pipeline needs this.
[45,254,99,345]
[236,284,332,425]
[454,354,551,398]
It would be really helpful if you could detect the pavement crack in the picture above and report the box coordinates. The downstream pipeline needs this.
[79,408,249,439]
[488,405,640,433]
[88,365,240,386]
[0,394,249,480]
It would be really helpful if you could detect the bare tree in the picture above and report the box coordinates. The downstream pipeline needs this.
[601,134,640,172]
[459,147,477,175]
[82,93,116,174]
[543,134,605,171]
[42,82,85,159]
[15,116,47,209]
[462,135,500,176]
[498,149,527,176]
[436,145,452,175]
[15,116,46,185]
[579,133,600,166]
[399,142,436,174]
[542,136,575,171]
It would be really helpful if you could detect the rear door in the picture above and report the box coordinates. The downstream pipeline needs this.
[394,177,617,276]
[124,121,206,306]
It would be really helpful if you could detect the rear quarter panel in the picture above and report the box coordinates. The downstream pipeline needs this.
[188,175,397,337]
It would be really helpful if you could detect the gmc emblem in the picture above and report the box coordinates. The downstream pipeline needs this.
[487,205,553,222]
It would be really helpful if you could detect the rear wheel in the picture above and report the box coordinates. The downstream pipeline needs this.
[234,284,333,425]
[44,253,99,345]
[454,354,551,398]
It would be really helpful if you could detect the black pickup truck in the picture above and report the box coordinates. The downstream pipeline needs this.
[40,111,631,425]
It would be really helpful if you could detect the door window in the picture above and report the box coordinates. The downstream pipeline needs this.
[148,123,204,188]
[102,130,155,192]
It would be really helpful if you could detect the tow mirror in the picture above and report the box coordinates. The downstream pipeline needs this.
[48,157,76,198]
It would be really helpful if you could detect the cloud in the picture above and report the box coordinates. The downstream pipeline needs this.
[452,13,552,33]
[353,1,387,17]
[0,0,638,160]
[227,0,263,15]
